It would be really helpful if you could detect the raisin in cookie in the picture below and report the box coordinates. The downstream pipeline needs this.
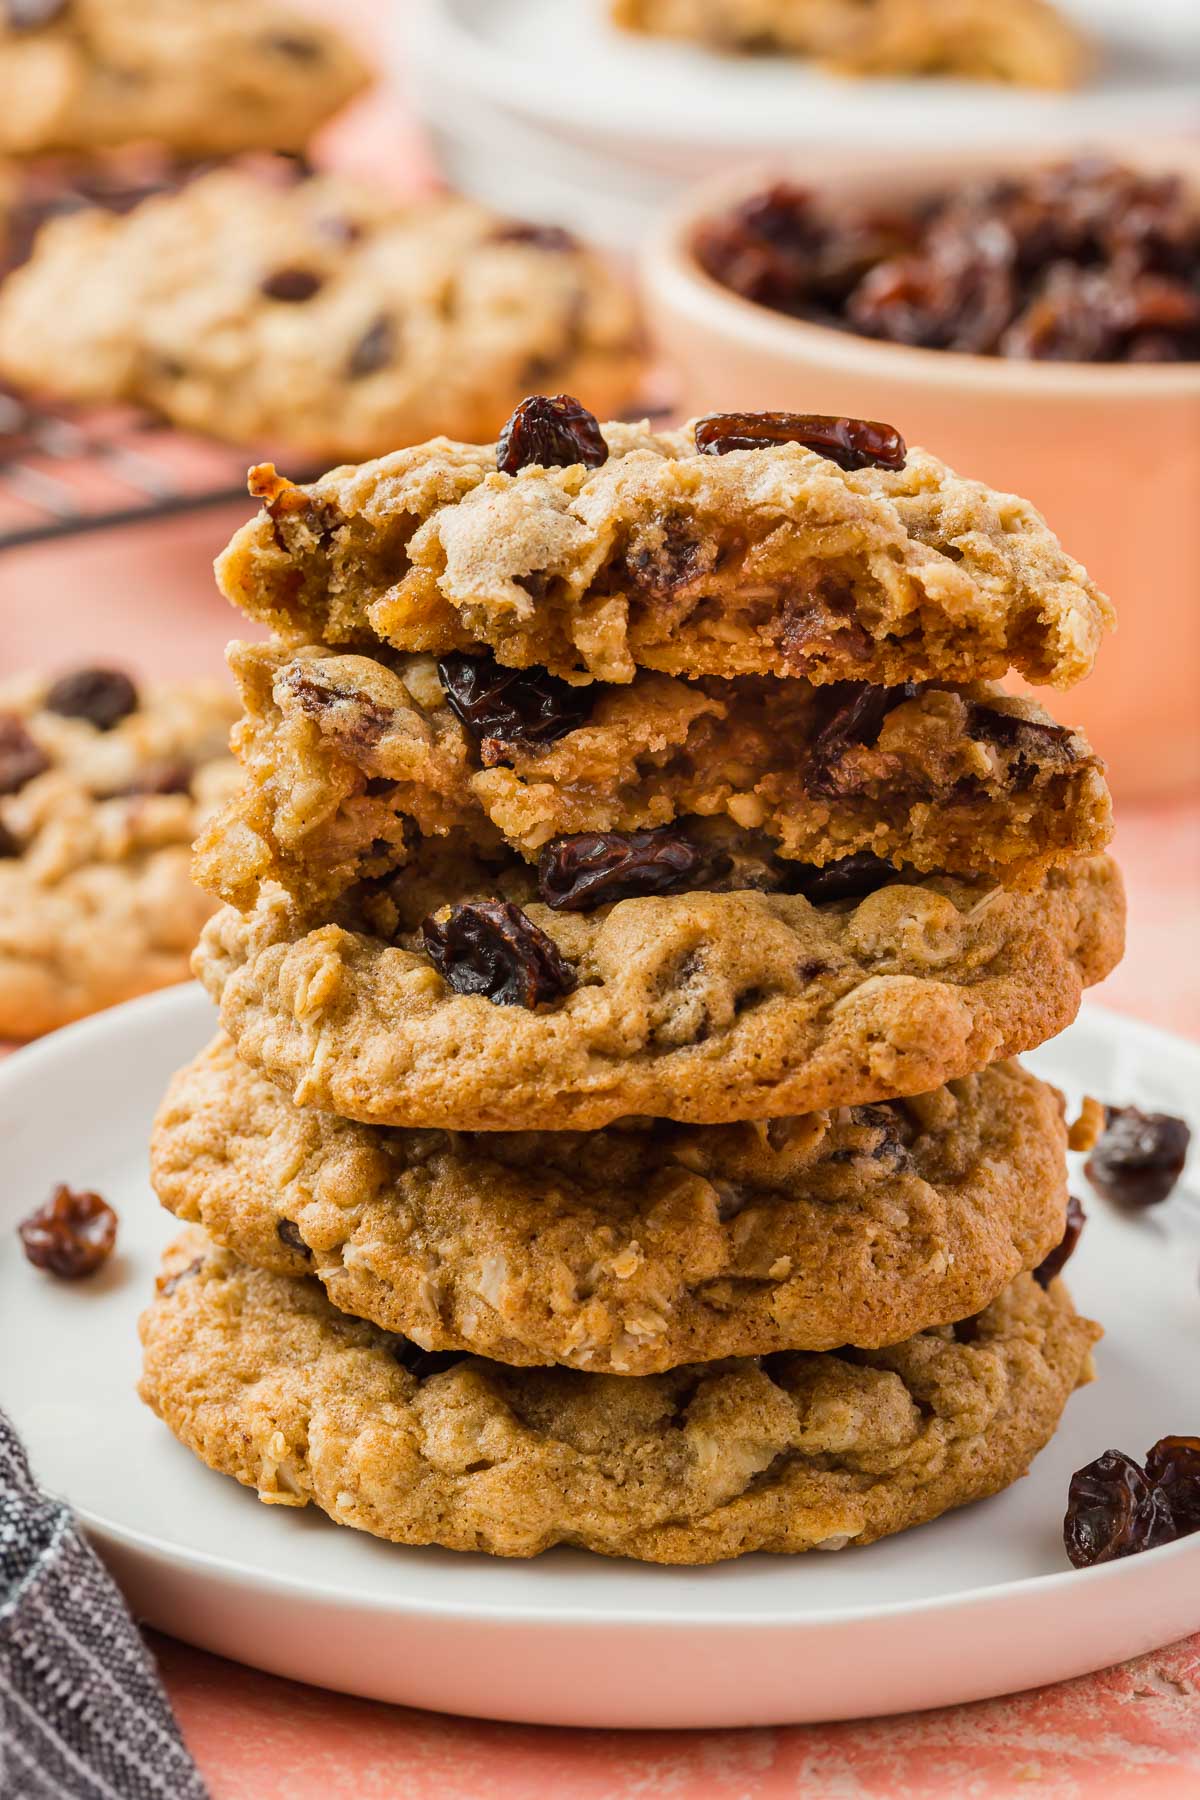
[152,1036,1073,1373]
[0,0,368,158]
[193,639,1111,910]
[194,854,1123,1131]
[612,0,1088,88]
[0,173,642,461]
[214,416,1112,688]
[139,1236,1100,1562]
[0,668,238,1037]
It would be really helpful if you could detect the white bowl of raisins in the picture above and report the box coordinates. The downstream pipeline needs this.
[644,142,1200,801]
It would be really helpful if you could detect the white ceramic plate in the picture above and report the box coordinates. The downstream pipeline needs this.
[403,0,1200,245]
[1,984,1198,1729]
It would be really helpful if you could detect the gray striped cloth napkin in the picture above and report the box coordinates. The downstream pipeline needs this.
[0,1410,208,1800]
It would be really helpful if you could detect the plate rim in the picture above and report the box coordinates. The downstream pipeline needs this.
[405,0,1200,152]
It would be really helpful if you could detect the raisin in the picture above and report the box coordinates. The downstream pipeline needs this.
[260,267,324,302]
[788,852,898,904]
[694,410,906,472]
[495,394,609,475]
[44,667,138,731]
[4,0,67,26]
[804,681,919,797]
[1033,1193,1085,1288]
[275,1218,311,1257]
[538,828,729,912]
[346,313,394,378]
[437,651,592,754]
[489,222,578,252]
[421,901,577,1008]
[1064,1449,1176,1567]
[108,758,192,798]
[159,1255,204,1296]
[0,819,20,857]
[693,182,915,317]
[267,32,323,59]
[1144,1437,1200,1538]
[0,714,49,794]
[1084,1106,1191,1209]
[18,1184,117,1279]
[393,1340,464,1379]
[967,702,1078,766]
[697,160,1200,365]
[829,1103,911,1169]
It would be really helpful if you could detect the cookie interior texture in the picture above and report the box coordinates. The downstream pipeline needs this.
[214,423,1113,689]
[0,175,643,459]
[0,0,370,157]
[610,0,1088,87]
[0,676,238,1036]
[139,1236,1100,1563]
[153,1037,1072,1372]
[194,855,1124,1131]
[192,639,1111,910]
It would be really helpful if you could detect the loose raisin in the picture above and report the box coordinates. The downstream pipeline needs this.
[260,267,324,302]
[1063,1449,1175,1567]
[694,410,906,472]
[421,901,577,1008]
[43,667,138,731]
[1144,1437,1200,1537]
[495,394,609,475]
[18,1184,117,1279]
[538,828,728,912]
[1085,1106,1191,1208]
[438,651,592,754]
[1033,1193,1085,1288]
[0,714,49,794]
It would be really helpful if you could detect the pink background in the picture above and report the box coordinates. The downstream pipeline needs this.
[1,1,1198,1790]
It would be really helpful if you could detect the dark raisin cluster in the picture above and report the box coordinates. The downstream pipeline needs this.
[437,651,593,757]
[695,160,1200,363]
[1065,1438,1200,1567]
[538,828,728,911]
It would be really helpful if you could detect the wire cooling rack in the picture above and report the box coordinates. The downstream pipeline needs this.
[0,395,266,551]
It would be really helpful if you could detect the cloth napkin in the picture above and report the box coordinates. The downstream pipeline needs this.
[0,1410,207,1800]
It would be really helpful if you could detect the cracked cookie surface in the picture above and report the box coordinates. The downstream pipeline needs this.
[153,1036,1072,1373]
[139,1236,1099,1562]
[214,420,1112,688]
[0,174,642,461]
[194,639,1111,910]
[0,672,237,1037]
[0,0,368,158]
[194,854,1123,1130]
[611,0,1088,87]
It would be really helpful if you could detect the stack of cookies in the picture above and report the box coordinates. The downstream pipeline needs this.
[140,399,1124,1563]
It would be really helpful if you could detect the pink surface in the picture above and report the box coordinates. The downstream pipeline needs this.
[1,1,1197,1789]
